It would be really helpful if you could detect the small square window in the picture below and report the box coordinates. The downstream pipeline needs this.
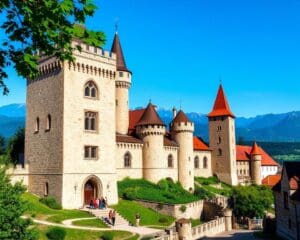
[119,72,123,77]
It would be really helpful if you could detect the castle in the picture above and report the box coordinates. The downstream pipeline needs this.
[22,32,279,209]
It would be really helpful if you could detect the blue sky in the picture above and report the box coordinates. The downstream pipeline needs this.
[1,0,300,117]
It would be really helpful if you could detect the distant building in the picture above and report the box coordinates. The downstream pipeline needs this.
[262,174,281,188]
[7,31,279,209]
[273,161,300,240]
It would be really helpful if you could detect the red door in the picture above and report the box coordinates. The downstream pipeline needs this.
[84,182,95,204]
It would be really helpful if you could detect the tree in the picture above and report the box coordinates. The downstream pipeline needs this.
[0,0,105,94]
[0,166,37,239]
[6,128,24,165]
[231,185,273,218]
[0,135,5,155]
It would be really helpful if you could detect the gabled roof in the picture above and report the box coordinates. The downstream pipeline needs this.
[172,110,191,123]
[193,137,211,151]
[136,103,165,126]
[129,108,145,131]
[111,32,130,73]
[250,142,262,156]
[262,174,281,188]
[207,84,235,118]
[236,145,279,166]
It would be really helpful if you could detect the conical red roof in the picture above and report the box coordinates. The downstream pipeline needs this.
[111,33,130,72]
[136,103,165,126]
[250,142,262,156]
[172,110,191,123]
[208,84,235,118]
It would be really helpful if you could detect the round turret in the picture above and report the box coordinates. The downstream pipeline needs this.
[176,219,192,240]
[170,110,194,191]
[136,103,167,183]
[250,142,262,185]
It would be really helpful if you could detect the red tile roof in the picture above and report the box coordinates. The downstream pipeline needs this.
[207,84,235,118]
[193,137,211,151]
[111,33,131,73]
[236,145,279,166]
[164,136,178,147]
[262,174,281,188]
[250,142,262,155]
[172,110,191,123]
[129,109,145,131]
[116,134,143,144]
[136,103,165,126]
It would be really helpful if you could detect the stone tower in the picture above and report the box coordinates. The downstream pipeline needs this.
[136,103,166,183]
[170,110,195,191]
[26,39,119,209]
[250,142,262,185]
[111,32,131,135]
[208,84,238,186]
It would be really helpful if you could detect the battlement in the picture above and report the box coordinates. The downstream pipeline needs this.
[137,125,166,137]
[171,121,194,133]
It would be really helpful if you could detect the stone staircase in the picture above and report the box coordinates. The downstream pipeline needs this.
[87,208,130,227]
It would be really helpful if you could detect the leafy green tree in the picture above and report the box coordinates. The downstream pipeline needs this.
[0,0,105,94]
[0,166,37,239]
[231,185,273,218]
[0,135,5,155]
[6,128,24,165]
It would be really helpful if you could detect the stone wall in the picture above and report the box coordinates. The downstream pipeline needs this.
[6,164,29,185]
[194,150,212,178]
[137,200,204,219]
[192,217,226,239]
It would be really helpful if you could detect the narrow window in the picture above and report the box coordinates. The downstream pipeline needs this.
[84,81,98,98]
[203,156,208,169]
[44,182,49,196]
[119,71,124,77]
[194,156,199,169]
[124,152,131,168]
[46,114,51,131]
[168,154,173,168]
[91,147,97,158]
[218,137,221,144]
[84,111,98,131]
[84,146,89,158]
[218,148,222,156]
[35,117,40,132]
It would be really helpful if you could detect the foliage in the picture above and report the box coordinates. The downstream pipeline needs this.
[179,205,187,213]
[40,196,62,210]
[111,199,175,227]
[195,176,219,185]
[6,128,24,165]
[0,135,5,155]
[191,219,203,227]
[72,218,108,228]
[46,227,66,240]
[194,177,232,197]
[0,0,105,94]
[118,178,199,204]
[194,186,215,199]
[0,167,37,239]
[231,185,274,218]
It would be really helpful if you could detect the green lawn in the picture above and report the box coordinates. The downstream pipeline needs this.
[35,224,136,240]
[112,199,175,227]
[118,178,200,204]
[191,219,203,227]
[72,218,108,228]
[22,192,92,222]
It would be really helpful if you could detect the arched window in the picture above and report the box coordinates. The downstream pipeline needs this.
[46,114,51,131]
[168,154,173,168]
[203,156,208,169]
[124,152,132,168]
[84,111,98,131]
[84,81,98,98]
[44,182,49,196]
[194,156,200,169]
[35,117,40,132]
[218,137,221,144]
[218,148,222,156]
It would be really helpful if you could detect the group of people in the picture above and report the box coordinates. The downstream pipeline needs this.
[89,197,107,209]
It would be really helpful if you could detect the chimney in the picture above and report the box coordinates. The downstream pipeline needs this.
[172,107,177,119]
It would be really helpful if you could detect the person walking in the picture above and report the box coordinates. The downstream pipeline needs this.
[112,210,116,226]
[108,210,113,225]
[135,213,140,227]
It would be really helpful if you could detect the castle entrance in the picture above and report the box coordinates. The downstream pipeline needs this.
[83,177,102,205]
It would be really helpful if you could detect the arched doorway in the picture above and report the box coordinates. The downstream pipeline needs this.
[83,176,102,205]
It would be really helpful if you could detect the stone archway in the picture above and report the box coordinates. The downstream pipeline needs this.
[82,176,102,205]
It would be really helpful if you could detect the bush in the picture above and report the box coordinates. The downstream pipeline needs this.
[122,187,136,200]
[158,217,168,223]
[40,196,62,210]
[158,179,169,191]
[46,227,66,240]
[179,205,186,213]
[194,187,214,199]
[101,232,114,240]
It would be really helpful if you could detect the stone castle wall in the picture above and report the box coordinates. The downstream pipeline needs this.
[193,150,212,178]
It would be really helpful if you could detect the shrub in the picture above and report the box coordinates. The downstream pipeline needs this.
[101,232,114,240]
[158,179,169,191]
[122,187,137,200]
[46,227,66,240]
[179,205,186,213]
[40,196,62,210]
[159,217,168,223]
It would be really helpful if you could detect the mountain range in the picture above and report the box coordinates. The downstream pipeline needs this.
[0,104,300,142]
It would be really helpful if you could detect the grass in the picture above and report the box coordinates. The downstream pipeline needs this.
[191,219,203,227]
[72,218,108,228]
[118,178,200,204]
[112,199,175,227]
[194,177,232,197]
[22,192,92,222]
[35,224,135,240]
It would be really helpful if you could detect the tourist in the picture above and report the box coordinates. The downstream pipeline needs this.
[93,198,98,209]
[89,199,94,209]
[98,197,102,209]
[135,213,140,226]
[108,210,113,225]
[102,197,107,209]
[112,210,116,226]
